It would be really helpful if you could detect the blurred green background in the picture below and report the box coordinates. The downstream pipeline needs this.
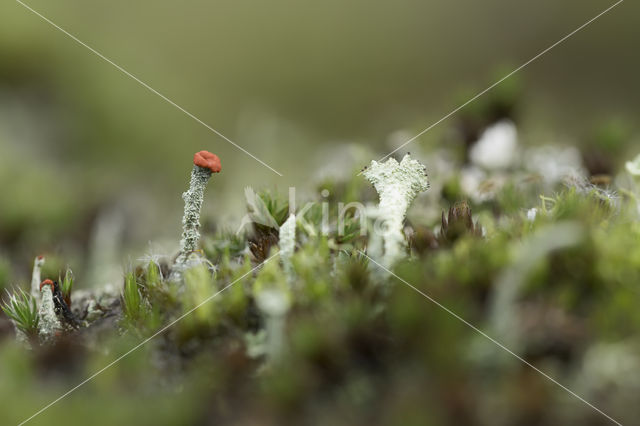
[1,2,640,425]
[0,0,638,284]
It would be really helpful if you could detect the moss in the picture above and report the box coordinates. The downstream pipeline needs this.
[6,145,640,425]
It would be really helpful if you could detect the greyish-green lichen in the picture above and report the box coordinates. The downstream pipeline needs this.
[30,255,44,304]
[279,213,296,279]
[13,323,31,348]
[363,154,429,268]
[255,288,290,361]
[38,285,62,342]
[171,165,213,282]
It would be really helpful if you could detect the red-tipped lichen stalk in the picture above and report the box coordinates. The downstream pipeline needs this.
[171,151,221,281]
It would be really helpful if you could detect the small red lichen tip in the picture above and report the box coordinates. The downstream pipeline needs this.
[37,255,44,260]
[40,279,54,292]
[193,151,221,173]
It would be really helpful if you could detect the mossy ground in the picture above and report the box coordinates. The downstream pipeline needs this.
[1,157,640,426]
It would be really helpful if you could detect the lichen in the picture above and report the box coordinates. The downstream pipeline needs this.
[171,154,220,283]
[38,285,62,342]
[363,154,429,268]
[30,255,44,304]
[278,213,296,278]
[255,288,290,361]
[469,119,519,170]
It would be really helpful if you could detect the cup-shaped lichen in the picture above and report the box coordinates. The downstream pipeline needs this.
[363,154,429,268]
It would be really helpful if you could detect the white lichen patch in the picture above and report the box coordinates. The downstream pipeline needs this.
[255,288,291,361]
[38,285,62,342]
[524,145,586,185]
[30,256,44,304]
[278,213,296,278]
[363,154,429,268]
[470,120,518,170]
[13,323,31,348]
[459,166,506,203]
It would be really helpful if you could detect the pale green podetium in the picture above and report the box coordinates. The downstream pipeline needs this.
[30,255,44,305]
[278,213,296,279]
[38,281,62,342]
[363,154,429,268]
[255,288,291,362]
[171,151,221,283]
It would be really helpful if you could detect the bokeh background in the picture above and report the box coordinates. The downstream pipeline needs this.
[0,0,638,305]
[2,1,640,425]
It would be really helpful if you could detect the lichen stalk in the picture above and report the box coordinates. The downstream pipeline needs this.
[30,255,44,304]
[177,166,212,261]
[171,151,221,282]
[279,213,296,279]
[363,154,429,268]
[255,289,290,362]
[38,283,62,342]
